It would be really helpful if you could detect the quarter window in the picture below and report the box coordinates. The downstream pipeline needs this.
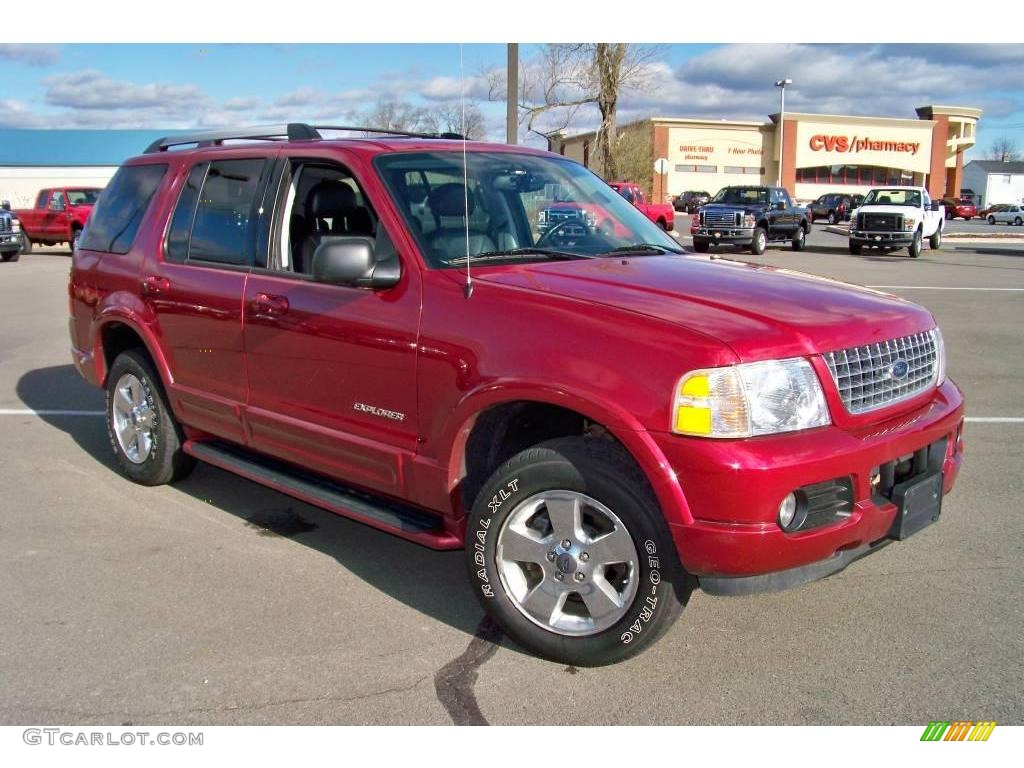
[165,163,208,264]
[188,158,268,266]
[79,163,168,254]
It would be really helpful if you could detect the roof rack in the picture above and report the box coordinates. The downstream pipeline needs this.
[143,123,466,154]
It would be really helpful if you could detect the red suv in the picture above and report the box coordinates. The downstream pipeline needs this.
[69,124,965,666]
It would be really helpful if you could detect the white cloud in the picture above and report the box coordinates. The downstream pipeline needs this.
[0,44,59,66]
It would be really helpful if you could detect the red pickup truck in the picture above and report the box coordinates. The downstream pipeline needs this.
[16,187,102,253]
[608,181,674,230]
[69,124,963,666]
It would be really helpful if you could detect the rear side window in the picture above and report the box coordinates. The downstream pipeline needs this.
[79,164,167,254]
[187,158,267,266]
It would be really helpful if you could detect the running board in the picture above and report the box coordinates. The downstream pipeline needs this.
[184,440,461,550]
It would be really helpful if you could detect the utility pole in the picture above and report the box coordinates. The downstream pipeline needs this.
[507,44,518,145]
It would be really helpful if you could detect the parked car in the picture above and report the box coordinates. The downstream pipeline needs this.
[938,197,977,221]
[691,185,811,254]
[978,203,1010,219]
[808,193,854,225]
[0,201,23,262]
[988,204,1024,225]
[849,186,944,258]
[607,181,674,230]
[14,187,103,253]
[69,123,964,666]
[673,190,710,213]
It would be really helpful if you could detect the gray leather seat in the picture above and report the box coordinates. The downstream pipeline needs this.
[299,181,374,273]
[427,183,495,262]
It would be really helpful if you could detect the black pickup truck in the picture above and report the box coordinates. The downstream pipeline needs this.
[691,186,811,255]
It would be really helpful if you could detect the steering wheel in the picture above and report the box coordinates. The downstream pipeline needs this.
[536,218,593,248]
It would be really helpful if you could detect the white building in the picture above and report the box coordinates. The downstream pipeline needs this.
[962,160,1024,208]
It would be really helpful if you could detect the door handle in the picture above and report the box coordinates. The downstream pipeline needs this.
[252,292,289,317]
[141,276,170,295]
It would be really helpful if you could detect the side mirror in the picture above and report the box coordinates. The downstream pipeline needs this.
[775,201,786,211]
[930,202,940,211]
[1,200,10,211]
[312,236,400,289]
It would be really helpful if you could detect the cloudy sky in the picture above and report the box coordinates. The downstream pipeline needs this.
[1,43,1021,159]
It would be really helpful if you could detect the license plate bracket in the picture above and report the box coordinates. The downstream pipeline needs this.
[888,471,943,540]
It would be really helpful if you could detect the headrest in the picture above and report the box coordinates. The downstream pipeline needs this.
[430,183,474,217]
[878,195,891,204]
[309,181,357,217]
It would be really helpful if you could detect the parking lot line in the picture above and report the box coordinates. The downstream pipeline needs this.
[0,409,103,416]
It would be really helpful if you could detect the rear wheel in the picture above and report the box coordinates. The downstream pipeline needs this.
[908,230,922,258]
[692,240,709,253]
[988,215,996,224]
[466,437,688,666]
[106,350,195,486]
[749,227,767,255]
[791,225,806,251]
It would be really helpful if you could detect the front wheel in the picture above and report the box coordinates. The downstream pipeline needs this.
[908,230,922,258]
[827,211,836,225]
[849,241,862,255]
[929,228,942,250]
[692,240,709,253]
[1,251,19,262]
[1016,217,1023,226]
[466,437,688,666]
[749,227,767,255]
[106,350,195,486]
[20,235,32,255]
[791,225,806,251]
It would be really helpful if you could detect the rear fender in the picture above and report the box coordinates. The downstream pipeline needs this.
[90,296,172,391]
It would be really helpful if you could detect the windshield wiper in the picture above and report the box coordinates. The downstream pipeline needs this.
[447,248,595,266]
[597,243,685,256]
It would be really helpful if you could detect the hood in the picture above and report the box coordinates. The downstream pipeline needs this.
[857,204,921,220]
[701,202,770,215]
[473,255,934,361]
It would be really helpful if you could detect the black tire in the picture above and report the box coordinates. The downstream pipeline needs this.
[988,216,996,224]
[827,211,836,225]
[106,349,195,486]
[1,251,19,262]
[791,225,806,251]
[20,234,32,255]
[657,218,668,231]
[849,241,862,255]
[1016,217,1023,227]
[466,437,689,666]
[929,227,942,250]
[692,240,709,253]
[908,230,922,258]
[749,226,767,255]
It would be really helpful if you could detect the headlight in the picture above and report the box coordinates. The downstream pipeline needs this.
[903,217,918,231]
[672,358,831,438]
[743,214,755,227]
[11,219,20,231]
[933,327,946,386]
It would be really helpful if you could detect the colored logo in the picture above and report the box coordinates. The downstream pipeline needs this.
[920,721,996,741]
[890,359,910,380]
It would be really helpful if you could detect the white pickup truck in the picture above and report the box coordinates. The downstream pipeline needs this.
[849,186,944,258]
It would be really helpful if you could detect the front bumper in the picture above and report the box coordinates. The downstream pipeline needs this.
[653,380,964,588]
[850,230,914,246]
[0,231,23,253]
[693,227,754,245]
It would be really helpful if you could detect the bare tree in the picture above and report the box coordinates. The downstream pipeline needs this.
[987,136,1019,162]
[360,97,487,139]
[488,44,660,178]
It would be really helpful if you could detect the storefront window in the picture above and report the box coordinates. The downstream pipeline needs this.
[796,165,917,187]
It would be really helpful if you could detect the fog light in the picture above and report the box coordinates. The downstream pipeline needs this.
[778,493,798,530]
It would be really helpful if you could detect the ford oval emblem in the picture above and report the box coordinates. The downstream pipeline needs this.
[890,359,910,380]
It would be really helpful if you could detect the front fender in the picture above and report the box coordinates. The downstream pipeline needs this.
[441,380,695,528]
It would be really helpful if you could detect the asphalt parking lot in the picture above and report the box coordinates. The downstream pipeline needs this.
[1,238,1022,726]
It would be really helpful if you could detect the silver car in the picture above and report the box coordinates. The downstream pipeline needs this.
[988,204,1024,226]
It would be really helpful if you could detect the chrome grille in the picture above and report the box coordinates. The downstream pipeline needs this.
[547,208,581,222]
[0,216,10,234]
[823,331,938,414]
[861,212,902,231]
[703,210,739,226]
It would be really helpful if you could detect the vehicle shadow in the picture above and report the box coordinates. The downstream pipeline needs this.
[17,364,485,638]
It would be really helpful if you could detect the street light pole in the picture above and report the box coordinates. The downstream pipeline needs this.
[774,78,792,188]
[507,44,519,145]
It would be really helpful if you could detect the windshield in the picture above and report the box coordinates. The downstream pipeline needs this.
[375,151,681,268]
[711,187,769,205]
[862,189,921,207]
[66,189,101,205]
